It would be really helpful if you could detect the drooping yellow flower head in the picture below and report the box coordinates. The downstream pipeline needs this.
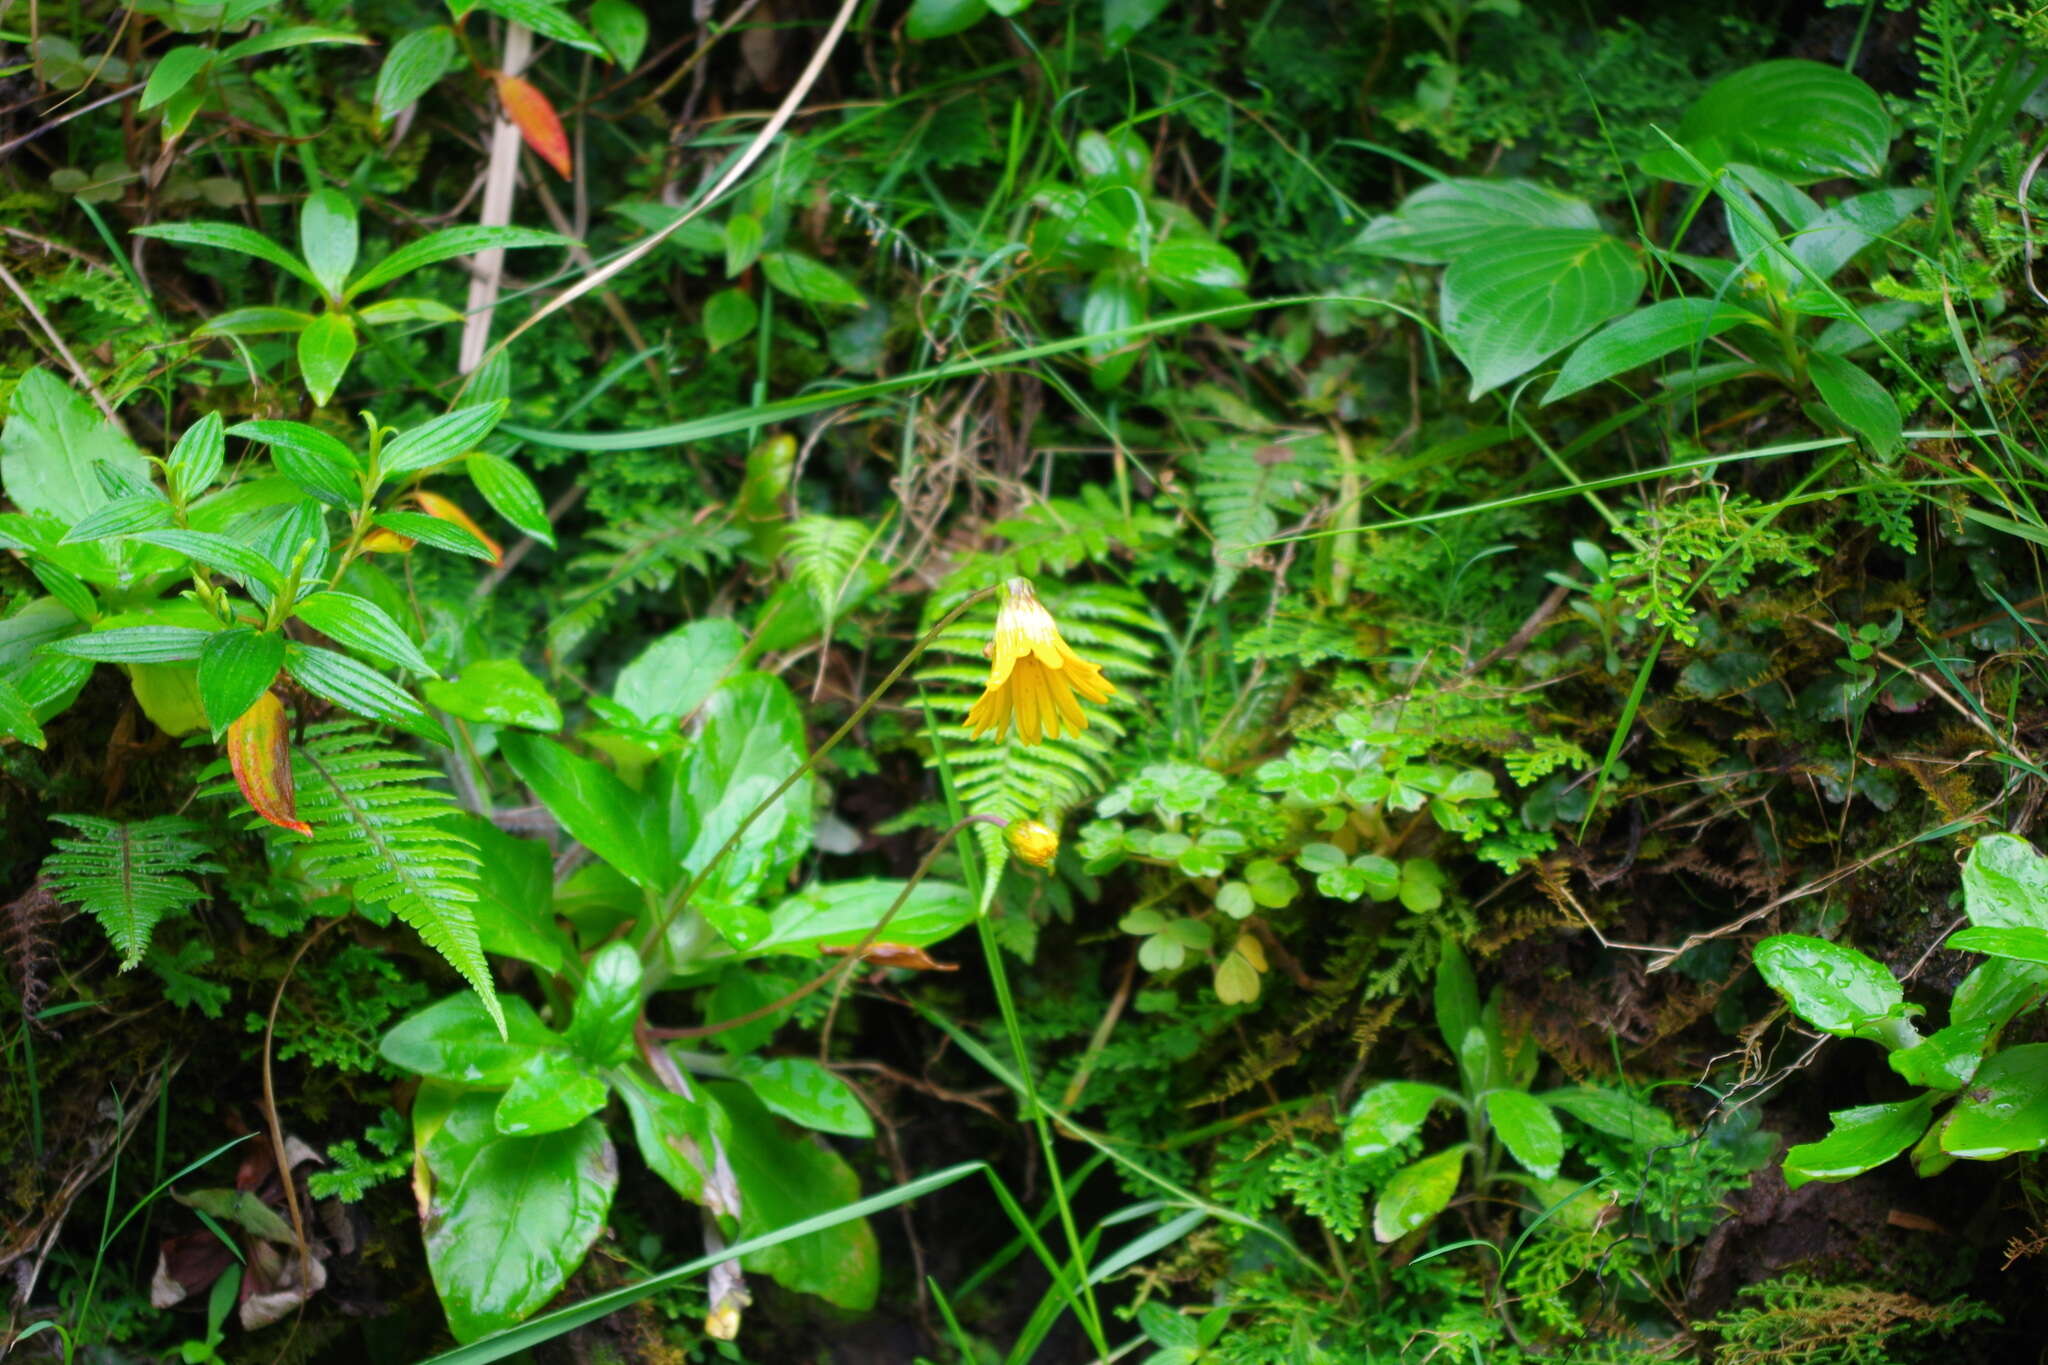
[965,578,1115,746]
[1005,818,1060,868]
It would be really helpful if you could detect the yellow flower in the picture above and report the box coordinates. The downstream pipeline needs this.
[965,578,1115,745]
[1005,818,1060,868]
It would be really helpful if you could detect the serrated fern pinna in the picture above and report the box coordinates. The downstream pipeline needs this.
[42,816,218,970]
[211,721,500,1028]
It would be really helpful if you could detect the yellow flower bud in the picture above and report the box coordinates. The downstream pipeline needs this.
[1005,818,1060,868]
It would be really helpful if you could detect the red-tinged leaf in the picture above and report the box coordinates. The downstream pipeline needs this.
[414,489,503,565]
[360,527,415,555]
[817,942,959,972]
[227,691,311,835]
[493,71,571,178]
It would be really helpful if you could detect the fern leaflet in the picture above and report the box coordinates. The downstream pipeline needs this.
[43,815,217,970]
[551,509,745,657]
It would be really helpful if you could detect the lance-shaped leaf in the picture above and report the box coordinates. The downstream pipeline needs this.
[414,490,503,564]
[227,691,310,834]
[494,71,572,177]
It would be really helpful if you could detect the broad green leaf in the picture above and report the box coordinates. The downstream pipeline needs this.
[167,411,225,504]
[1081,266,1143,360]
[614,619,745,730]
[0,673,45,748]
[373,510,494,559]
[1888,1022,1990,1091]
[1545,297,1762,402]
[745,879,975,960]
[2,368,152,529]
[672,673,814,921]
[1539,1087,1680,1146]
[906,0,989,38]
[1483,1090,1564,1179]
[1809,351,1901,457]
[374,26,457,122]
[44,626,210,663]
[709,1083,879,1309]
[133,222,322,291]
[447,813,567,973]
[1783,1094,1936,1188]
[198,627,284,737]
[195,306,317,337]
[1433,936,1482,1077]
[1952,955,2048,1031]
[494,1053,609,1136]
[283,641,448,745]
[759,251,865,308]
[466,453,554,547]
[297,312,357,406]
[589,0,647,67]
[61,494,174,544]
[1961,833,2048,931]
[227,419,361,508]
[1440,229,1644,397]
[703,287,758,351]
[300,189,359,299]
[380,992,559,1084]
[357,297,464,326]
[467,0,605,55]
[723,213,763,277]
[140,46,213,111]
[1148,236,1247,292]
[1790,188,1929,281]
[131,529,286,594]
[424,1119,615,1342]
[1940,1044,2048,1158]
[423,658,561,731]
[130,662,208,736]
[616,1068,728,1207]
[1373,1146,1465,1243]
[1642,59,1891,184]
[1344,1081,1455,1159]
[1752,934,1907,1040]
[735,1056,873,1138]
[1354,178,1600,265]
[292,591,434,675]
[562,940,641,1065]
[500,731,662,888]
[345,226,571,298]
[1104,0,1169,49]
[382,400,509,475]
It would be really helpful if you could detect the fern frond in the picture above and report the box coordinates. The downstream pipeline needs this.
[42,816,217,970]
[918,582,1166,878]
[551,509,745,656]
[213,721,500,1031]
[785,514,875,627]
[949,485,1178,587]
[1195,434,1333,598]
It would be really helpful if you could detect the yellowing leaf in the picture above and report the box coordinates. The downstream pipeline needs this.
[494,71,571,178]
[228,691,311,834]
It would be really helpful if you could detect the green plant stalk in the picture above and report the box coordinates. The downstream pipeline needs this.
[637,584,994,957]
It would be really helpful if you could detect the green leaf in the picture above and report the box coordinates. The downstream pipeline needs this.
[614,619,745,730]
[382,400,509,475]
[167,412,225,504]
[140,45,213,111]
[1784,1094,1937,1188]
[424,1119,615,1342]
[1344,1081,1456,1159]
[1545,297,1763,402]
[227,419,360,506]
[723,212,763,277]
[495,1054,609,1136]
[1949,925,2048,966]
[1433,936,1482,1071]
[374,25,457,122]
[708,1083,879,1310]
[297,312,357,407]
[62,494,175,544]
[500,731,662,888]
[1440,229,1644,397]
[357,296,464,326]
[1354,178,1600,265]
[292,591,434,675]
[589,0,647,67]
[346,227,571,299]
[759,251,865,308]
[1961,833,2048,930]
[283,642,447,745]
[1790,187,1929,281]
[380,992,557,1084]
[300,189,358,299]
[1809,351,1901,457]
[747,879,975,960]
[735,1056,873,1138]
[1373,1146,1465,1243]
[448,813,567,973]
[0,672,46,748]
[194,306,318,337]
[465,452,554,546]
[423,658,562,732]
[133,222,322,291]
[1103,0,1169,50]
[2,367,152,528]
[616,1068,728,1207]
[703,287,759,351]
[1753,934,1909,1040]
[1148,236,1246,292]
[131,529,287,593]
[562,940,641,1065]
[1940,1044,2048,1159]
[905,0,990,38]
[672,673,814,918]
[1642,59,1891,184]
[1483,1090,1564,1179]
[198,628,284,737]
[373,510,496,560]
[467,0,604,55]
[44,626,210,663]
[1539,1087,1680,1146]
[219,25,373,61]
